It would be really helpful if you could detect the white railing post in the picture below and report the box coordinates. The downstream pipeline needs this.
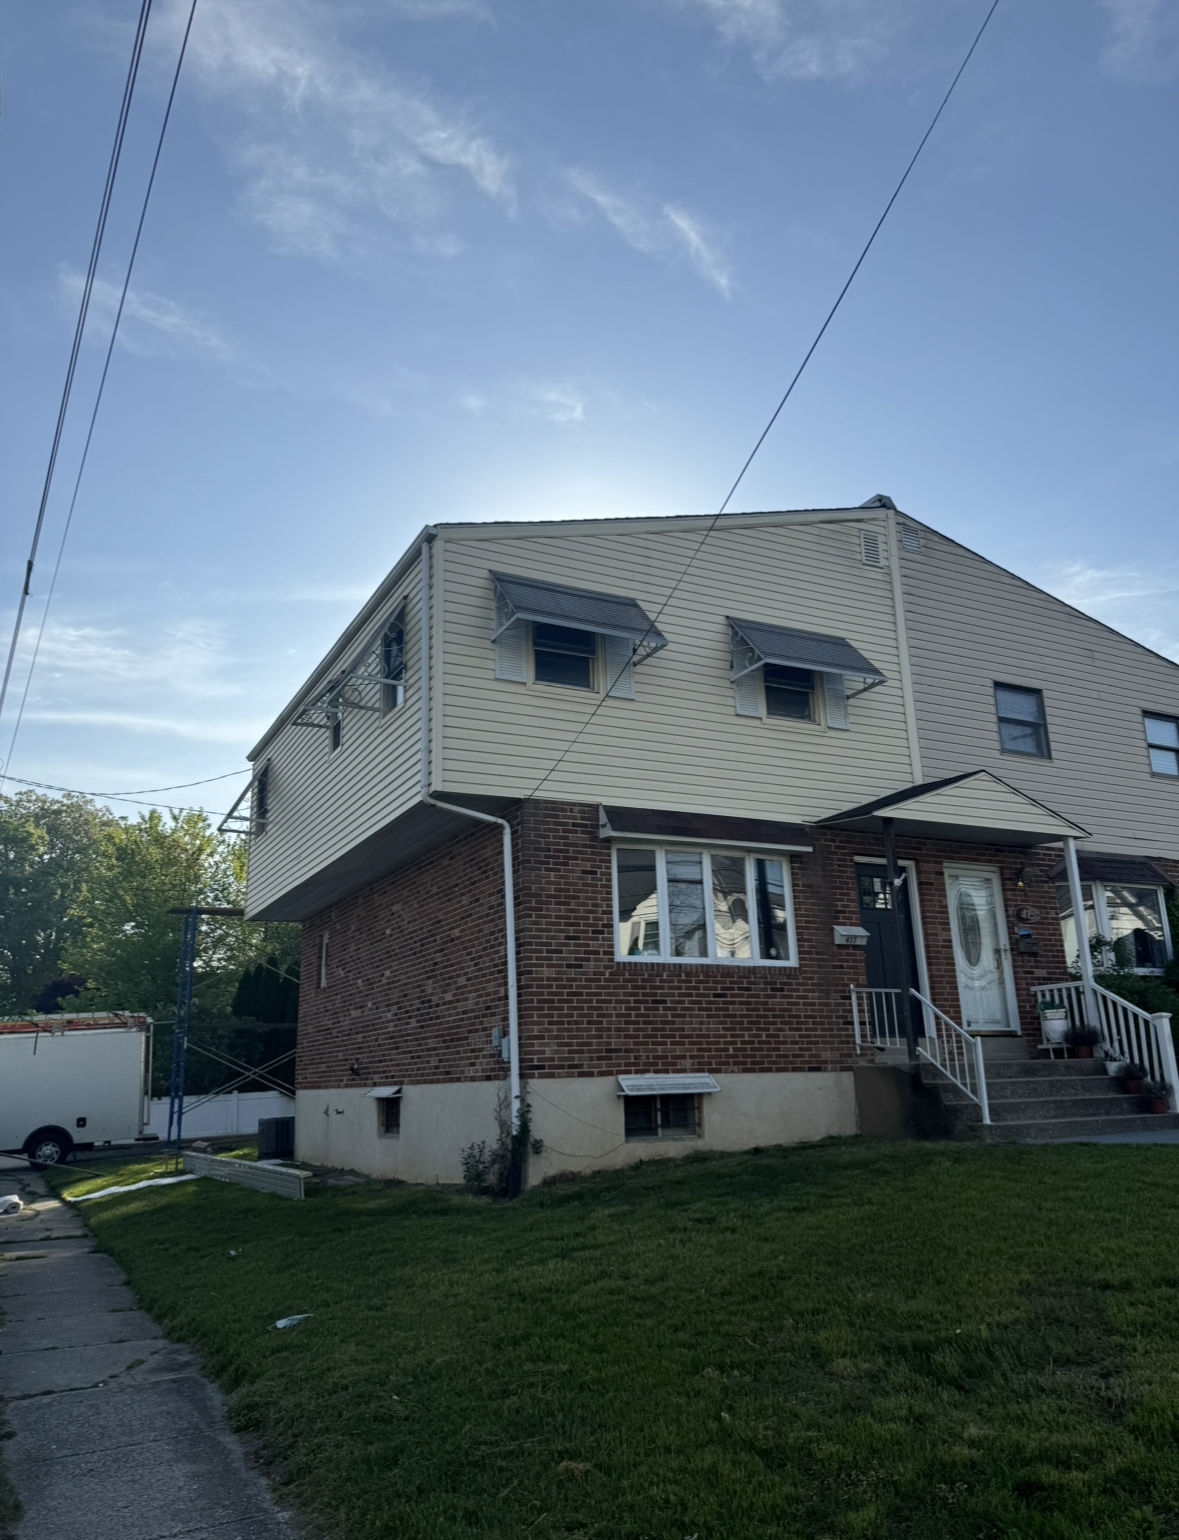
[972,1033,991,1125]
[1152,1013,1178,1109]
[1063,836,1098,1029]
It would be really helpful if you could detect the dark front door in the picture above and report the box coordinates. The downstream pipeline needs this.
[857,864,923,1035]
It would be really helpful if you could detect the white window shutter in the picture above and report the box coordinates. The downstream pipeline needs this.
[822,672,849,729]
[494,620,527,681]
[731,634,762,717]
[603,634,635,698]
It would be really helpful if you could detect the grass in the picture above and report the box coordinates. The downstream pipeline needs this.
[41,1139,1179,1540]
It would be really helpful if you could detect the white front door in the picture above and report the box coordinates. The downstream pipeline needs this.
[944,865,1017,1033]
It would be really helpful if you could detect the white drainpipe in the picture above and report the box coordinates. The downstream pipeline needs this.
[416,533,522,1134]
[1062,835,1098,1029]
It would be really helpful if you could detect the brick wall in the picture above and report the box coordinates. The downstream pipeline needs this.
[295,797,1170,1092]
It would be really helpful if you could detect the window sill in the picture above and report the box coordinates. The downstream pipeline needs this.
[615,956,798,968]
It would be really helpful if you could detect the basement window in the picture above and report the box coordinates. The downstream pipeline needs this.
[623,1094,701,1140]
[378,1097,401,1137]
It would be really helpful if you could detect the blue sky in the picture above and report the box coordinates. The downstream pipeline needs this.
[1,0,1176,818]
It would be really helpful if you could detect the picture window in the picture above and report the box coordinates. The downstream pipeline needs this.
[614,846,797,965]
[994,683,1050,758]
[1144,714,1179,777]
[1056,882,1171,973]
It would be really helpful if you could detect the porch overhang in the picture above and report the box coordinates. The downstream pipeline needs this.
[817,771,1090,848]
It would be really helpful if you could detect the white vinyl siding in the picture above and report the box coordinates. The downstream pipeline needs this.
[435,513,910,821]
[900,526,1179,858]
[244,566,426,916]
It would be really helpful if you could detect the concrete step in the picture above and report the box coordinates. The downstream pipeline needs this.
[938,1076,1144,1106]
[982,1057,1109,1080]
[987,1094,1155,1122]
[979,1111,1179,1141]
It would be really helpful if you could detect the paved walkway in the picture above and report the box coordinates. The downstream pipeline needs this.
[0,1158,294,1540]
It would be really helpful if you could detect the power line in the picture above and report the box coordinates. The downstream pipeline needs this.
[0,0,154,735]
[526,0,1001,803]
[12,767,248,797]
[0,0,200,785]
[0,772,230,817]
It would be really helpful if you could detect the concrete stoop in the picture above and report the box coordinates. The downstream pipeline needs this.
[921,1036,1179,1142]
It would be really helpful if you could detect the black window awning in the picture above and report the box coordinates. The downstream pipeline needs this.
[599,805,812,852]
[728,617,885,683]
[492,571,667,656]
[1045,853,1174,888]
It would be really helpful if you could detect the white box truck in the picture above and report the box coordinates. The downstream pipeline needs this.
[0,1013,154,1167]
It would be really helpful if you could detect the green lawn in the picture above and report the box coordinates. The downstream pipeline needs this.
[44,1140,1179,1540]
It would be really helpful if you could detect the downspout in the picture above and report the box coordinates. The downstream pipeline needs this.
[416,532,523,1187]
[885,510,923,785]
[1062,835,1098,1029]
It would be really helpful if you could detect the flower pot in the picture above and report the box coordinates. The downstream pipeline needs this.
[1072,1045,1093,1059]
[1042,1015,1068,1044]
[1123,1078,1144,1096]
[1104,1059,1126,1077]
[1148,1096,1169,1114]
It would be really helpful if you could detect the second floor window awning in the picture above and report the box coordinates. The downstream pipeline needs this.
[728,617,886,685]
[491,570,668,660]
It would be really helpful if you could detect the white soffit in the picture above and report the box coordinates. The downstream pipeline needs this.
[617,1074,721,1096]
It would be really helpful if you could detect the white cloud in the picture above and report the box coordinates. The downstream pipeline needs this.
[672,0,891,81]
[162,0,514,265]
[1099,0,1179,81]
[1042,560,1179,662]
[565,169,733,296]
[458,378,588,424]
[518,383,586,425]
[58,269,236,362]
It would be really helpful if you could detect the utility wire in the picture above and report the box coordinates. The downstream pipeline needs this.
[0,0,154,736]
[0,0,200,786]
[526,0,1001,803]
[1,766,245,798]
[0,773,231,816]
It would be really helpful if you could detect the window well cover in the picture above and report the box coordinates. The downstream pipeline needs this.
[728,618,885,681]
[492,571,667,646]
[617,1074,721,1096]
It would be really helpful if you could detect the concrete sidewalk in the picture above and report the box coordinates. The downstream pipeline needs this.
[0,1159,294,1540]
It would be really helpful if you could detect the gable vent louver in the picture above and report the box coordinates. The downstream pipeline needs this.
[859,529,884,567]
[899,525,922,552]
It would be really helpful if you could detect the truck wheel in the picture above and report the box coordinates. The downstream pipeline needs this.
[24,1128,73,1169]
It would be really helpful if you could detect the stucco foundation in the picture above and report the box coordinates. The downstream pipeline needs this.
[296,1070,857,1186]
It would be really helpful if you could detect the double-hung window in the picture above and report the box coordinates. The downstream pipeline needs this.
[381,614,405,711]
[532,623,597,690]
[994,683,1050,758]
[1056,882,1171,973]
[614,846,796,964]
[1145,714,1179,777]
[763,665,816,721]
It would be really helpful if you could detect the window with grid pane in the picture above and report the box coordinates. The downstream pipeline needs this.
[994,683,1050,758]
[623,1094,700,1140]
[1145,714,1179,776]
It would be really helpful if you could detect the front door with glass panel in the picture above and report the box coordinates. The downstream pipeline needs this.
[944,866,1016,1033]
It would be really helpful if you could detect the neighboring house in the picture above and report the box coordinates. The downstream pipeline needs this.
[236,498,1179,1182]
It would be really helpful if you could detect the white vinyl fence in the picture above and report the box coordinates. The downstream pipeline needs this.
[145,1089,294,1142]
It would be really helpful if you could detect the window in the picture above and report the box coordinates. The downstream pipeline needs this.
[532,623,597,689]
[614,846,796,964]
[994,684,1050,758]
[251,764,270,836]
[1145,714,1179,777]
[329,713,342,753]
[624,1094,701,1140]
[381,614,405,712]
[763,664,815,721]
[378,1097,401,1137]
[1056,882,1171,973]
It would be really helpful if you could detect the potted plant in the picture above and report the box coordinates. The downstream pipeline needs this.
[1064,1023,1102,1059]
[1099,1045,1129,1077]
[1036,999,1070,1044]
[1143,1079,1170,1114]
[1120,1062,1147,1095]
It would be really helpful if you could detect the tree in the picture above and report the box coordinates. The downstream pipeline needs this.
[61,807,297,1021]
[0,792,113,1012]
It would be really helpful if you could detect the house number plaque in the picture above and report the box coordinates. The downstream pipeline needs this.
[1014,905,1041,922]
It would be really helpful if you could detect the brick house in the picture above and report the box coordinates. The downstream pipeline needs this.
[236,499,1179,1181]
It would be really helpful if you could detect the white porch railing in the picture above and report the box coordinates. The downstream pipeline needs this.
[851,985,991,1125]
[1033,981,1178,1101]
[851,987,907,1052]
[911,989,991,1125]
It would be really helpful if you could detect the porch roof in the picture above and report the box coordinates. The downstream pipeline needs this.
[817,770,1090,847]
